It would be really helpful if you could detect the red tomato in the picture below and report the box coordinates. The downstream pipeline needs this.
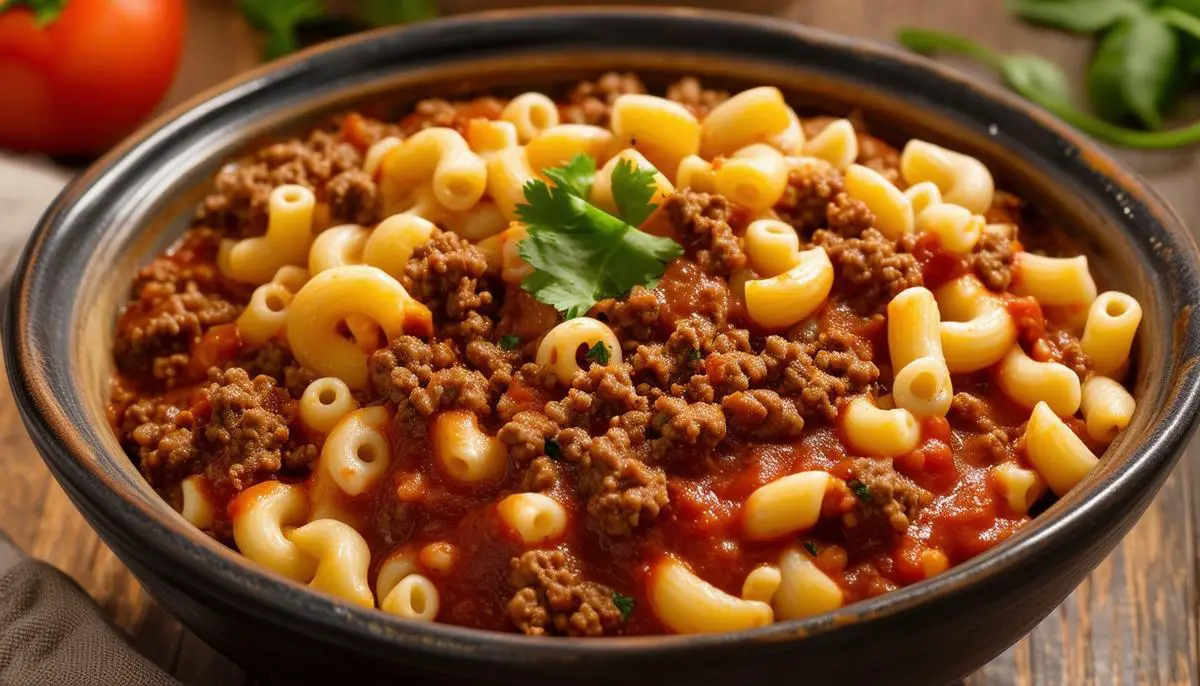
[0,0,185,154]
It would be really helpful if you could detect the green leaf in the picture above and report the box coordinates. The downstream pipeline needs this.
[544,438,561,460]
[359,0,439,27]
[1088,19,1139,122]
[612,592,635,621]
[1119,13,1181,129]
[1007,0,1143,33]
[1160,0,1200,18]
[1001,54,1075,105]
[584,341,611,366]
[610,159,660,226]
[239,0,327,60]
[896,28,1006,69]
[543,153,596,199]
[897,26,1200,148]
[498,334,521,350]
[802,540,819,557]
[516,156,683,319]
[685,347,703,363]
[0,0,69,26]
[847,479,872,503]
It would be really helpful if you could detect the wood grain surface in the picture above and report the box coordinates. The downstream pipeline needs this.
[0,1,1196,684]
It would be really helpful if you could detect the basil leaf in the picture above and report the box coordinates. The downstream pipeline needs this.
[1008,0,1143,33]
[1002,54,1074,105]
[1120,13,1181,130]
[1088,19,1139,123]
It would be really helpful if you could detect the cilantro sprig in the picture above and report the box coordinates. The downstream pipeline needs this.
[612,591,636,621]
[516,154,683,319]
[584,341,611,366]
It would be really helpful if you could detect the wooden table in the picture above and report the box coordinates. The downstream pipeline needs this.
[1,1,1196,683]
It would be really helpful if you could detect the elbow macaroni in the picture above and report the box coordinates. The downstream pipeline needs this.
[700,86,791,158]
[915,203,984,254]
[536,317,622,384]
[319,406,392,497]
[590,148,675,218]
[892,356,954,418]
[1080,291,1142,377]
[1012,253,1098,308]
[611,94,700,176]
[286,265,430,389]
[841,397,921,458]
[773,545,843,620]
[1080,375,1136,443]
[379,127,487,212]
[308,224,369,275]
[526,124,615,173]
[361,214,436,280]
[888,287,943,373]
[744,248,834,329]
[996,346,1082,417]
[220,184,316,285]
[231,481,316,582]
[900,139,994,214]
[433,410,508,483]
[299,377,358,434]
[991,463,1046,516]
[935,276,1018,373]
[1024,401,1098,496]
[743,219,801,277]
[286,519,374,608]
[801,118,857,170]
[844,164,913,240]
[236,282,292,347]
[713,144,789,212]
[649,557,774,634]
[496,492,568,545]
[501,92,560,143]
[742,471,830,541]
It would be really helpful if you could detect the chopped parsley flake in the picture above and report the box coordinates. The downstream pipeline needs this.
[584,340,611,365]
[847,478,872,503]
[613,591,636,621]
[544,438,562,460]
[498,334,521,350]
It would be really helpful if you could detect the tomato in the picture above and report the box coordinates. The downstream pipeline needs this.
[0,0,185,155]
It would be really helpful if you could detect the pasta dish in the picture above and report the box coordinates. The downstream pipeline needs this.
[107,74,1141,636]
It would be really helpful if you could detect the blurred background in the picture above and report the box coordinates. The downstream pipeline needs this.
[2,1,1199,684]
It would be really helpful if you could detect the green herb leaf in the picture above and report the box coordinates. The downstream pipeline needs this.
[1118,14,1180,129]
[802,540,819,557]
[897,27,1200,148]
[1088,20,1139,122]
[1001,54,1075,105]
[544,438,562,460]
[517,155,683,319]
[685,347,703,363]
[613,592,636,621]
[499,334,521,350]
[543,153,596,199]
[359,0,438,27]
[1007,0,1142,34]
[239,0,327,60]
[611,159,660,226]
[0,0,69,26]
[584,341,611,366]
[847,479,872,503]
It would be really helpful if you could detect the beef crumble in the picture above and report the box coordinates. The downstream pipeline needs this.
[507,550,623,636]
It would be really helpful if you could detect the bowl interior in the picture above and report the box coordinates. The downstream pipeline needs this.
[9,9,1200,664]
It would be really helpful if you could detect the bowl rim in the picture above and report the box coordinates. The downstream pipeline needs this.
[7,5,1200,664]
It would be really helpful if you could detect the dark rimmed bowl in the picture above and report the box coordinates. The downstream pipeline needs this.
[6,8,1200,685]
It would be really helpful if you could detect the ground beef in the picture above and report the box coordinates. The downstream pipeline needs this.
[370,336,457,403]
[114,281,241,383]
[662,191,746,277]
[814,228,923,314]
[591,286,661,351]
[720,389,805,440]
[948,392,1012,462]
[843,457,931,534]
[775,165,845,235]
[770,331,879,422]
[374,499,414,548]
[409,367,491,417]
[665,76,729,118]
[499,411,560,463]
[196,127,363,236]
[651,396,726,452]
[985,190,1025,225]
[520,456,561,493]
[403,228,495,330]
[569,427,669,536]
[1037,328,1092,380]
[506,549,622,637]
[326,169,380,226]
[543,365,648,430]
[227,343,318,399]
[560,72,646,126]
[129,368,312,492]
[690,350,768,402]
[398,97,505,136]
[970,222,1019,291]
[825,193,875,239]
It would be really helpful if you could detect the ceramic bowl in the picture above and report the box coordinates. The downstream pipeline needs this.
[6,8,1200,685]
